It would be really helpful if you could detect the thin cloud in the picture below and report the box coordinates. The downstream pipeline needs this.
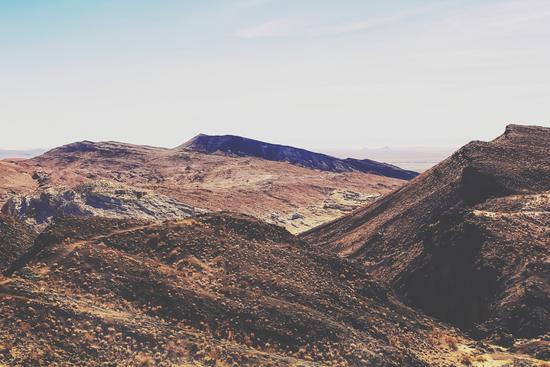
[236,18,300,39]
[318,12,419,36]
[235,3,440,39]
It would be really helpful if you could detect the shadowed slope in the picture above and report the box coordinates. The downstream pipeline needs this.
[302,125,550,341]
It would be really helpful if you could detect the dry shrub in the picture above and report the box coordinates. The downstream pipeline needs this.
[134,353,155,367]
[460,354,472,366]
[443,335,459,350]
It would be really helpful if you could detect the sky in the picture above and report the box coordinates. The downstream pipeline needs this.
[1,0,549,151]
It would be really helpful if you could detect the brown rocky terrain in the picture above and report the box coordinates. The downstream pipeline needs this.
[1,213,545,366]
[302,125,550,354]
[1,127,548,366]
[0,215,36,273]
[0,161,37,204]
[0,139,405,233]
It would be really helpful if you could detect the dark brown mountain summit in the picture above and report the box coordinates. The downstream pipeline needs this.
[179,134,419,180]
[302,125,550,344]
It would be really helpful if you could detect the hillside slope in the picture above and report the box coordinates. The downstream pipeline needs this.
[179,134,418,180]
[0,215,36,272]
[1,214,543,366]
[0,140,405,233]
[302,125,550,343]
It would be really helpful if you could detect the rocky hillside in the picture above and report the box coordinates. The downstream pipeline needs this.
[0,160,37,204]
[302,125,550,348]
[179,134,419,180]
[0,140,405,233]
[2,181,205,227]
[2,213,543,366]
[0,215,35,273]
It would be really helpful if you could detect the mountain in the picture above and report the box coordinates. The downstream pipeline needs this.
[0,214,537,366]
[1,127,549,365]
[179,134,419,180]
[0,140,406,233]
[302,125,550,346]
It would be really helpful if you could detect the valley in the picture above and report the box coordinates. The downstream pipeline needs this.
[0,126,549,366]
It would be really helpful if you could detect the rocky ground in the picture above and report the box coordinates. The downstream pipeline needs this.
[1,214,546,366]
[0,215,36,273]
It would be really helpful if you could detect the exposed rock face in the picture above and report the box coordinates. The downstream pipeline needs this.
[303,125,550,342]
[179,134,419,180]
[2,181,205,227]
[269,189,382,232]
[0,214,537,366]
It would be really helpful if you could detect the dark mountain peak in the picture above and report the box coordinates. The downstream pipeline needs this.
[178,134,419,180]
[495,123,550,146]
[178,134,296,153]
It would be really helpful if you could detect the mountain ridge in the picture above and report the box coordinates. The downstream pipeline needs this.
[179,134,419,180]
[0,136,406,234]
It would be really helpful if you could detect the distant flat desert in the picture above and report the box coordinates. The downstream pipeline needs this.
[325,147,456,172]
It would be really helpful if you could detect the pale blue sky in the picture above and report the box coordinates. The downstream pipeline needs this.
[1,0,549,150]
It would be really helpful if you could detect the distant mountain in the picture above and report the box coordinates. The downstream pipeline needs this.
[0,139,406,234]
[179,134,419,180]
[0,148,46,159]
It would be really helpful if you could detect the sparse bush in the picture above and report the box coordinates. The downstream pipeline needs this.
[443,335,459,350]
[460,354,472,366]
[134,353,155,367]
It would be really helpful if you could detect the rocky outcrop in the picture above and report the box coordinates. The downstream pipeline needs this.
[2,181,205,226]
[179,134,419,180]
[267,190,381,233]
